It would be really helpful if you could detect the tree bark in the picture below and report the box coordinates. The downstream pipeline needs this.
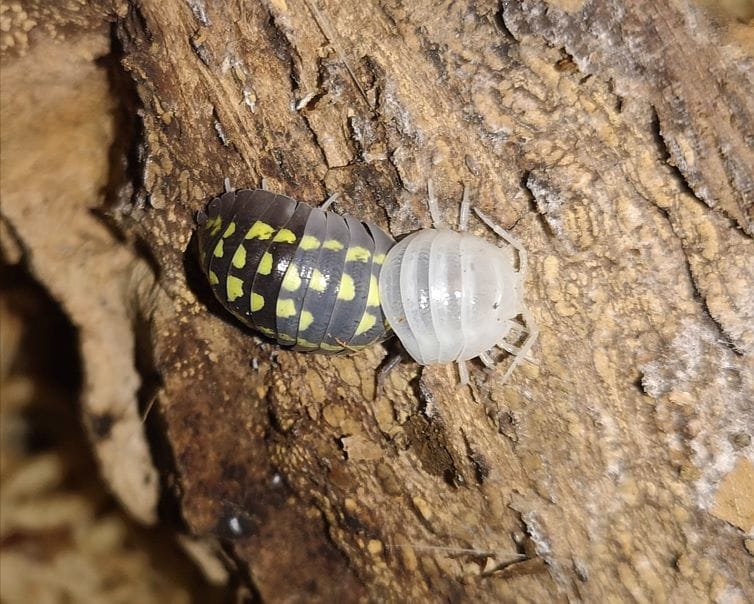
[2,0,752,601]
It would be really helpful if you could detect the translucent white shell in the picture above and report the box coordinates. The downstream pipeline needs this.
[378,229,522,365]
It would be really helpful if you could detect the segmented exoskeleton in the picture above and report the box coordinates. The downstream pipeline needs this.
[197,188,395,353]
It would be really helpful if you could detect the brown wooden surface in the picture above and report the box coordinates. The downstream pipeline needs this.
[2,0,753,601]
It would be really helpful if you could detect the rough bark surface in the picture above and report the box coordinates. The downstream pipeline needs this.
[2,0,753,601]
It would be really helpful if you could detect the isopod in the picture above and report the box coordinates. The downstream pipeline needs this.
[197,182,537,383]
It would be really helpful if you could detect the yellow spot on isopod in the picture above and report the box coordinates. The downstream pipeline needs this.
[366,274,379,306]
[354,312,376,336]
[258,252,273,275]
[208,271,219,285]
[296,338,318,348]
[300,235,321,250]
[273,229,296,243]
[245,221,275,240]
[277,298,296,318]
[281,264,301,291]
[251,292,264,312]
[337,273,355,300]
[258,326,275,337]
[226,276,244,301]
[213,239,224,258]
[232,245,246,269]
[223,223,236,238]
[324,239,344,251]
[346,246,370,262]
[299,310,314,330]
[374,253,386,264]
[309,269,327,292]
[278,333,295,343]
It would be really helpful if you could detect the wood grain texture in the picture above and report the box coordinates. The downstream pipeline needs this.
[2,0,752,600]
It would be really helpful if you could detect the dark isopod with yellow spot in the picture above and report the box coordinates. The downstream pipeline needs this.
[197,187,395,354]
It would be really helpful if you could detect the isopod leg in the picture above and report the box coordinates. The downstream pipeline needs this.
[472,208,527,277]
[497,339,521,356]
[376,352,403,398]
[457,360,470,385]
[497,321,538,360]
[320,192,339,211]
[505,320,525,343]
[458,185,471,231]
[478,350,495,368]
[497,308,539,384]
[427,180,445,229]
[224,177,233,193]
[496,320,525,354]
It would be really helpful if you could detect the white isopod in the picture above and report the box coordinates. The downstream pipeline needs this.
[378,182,538,385]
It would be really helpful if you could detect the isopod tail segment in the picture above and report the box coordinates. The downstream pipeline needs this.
[431,181,538,386]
